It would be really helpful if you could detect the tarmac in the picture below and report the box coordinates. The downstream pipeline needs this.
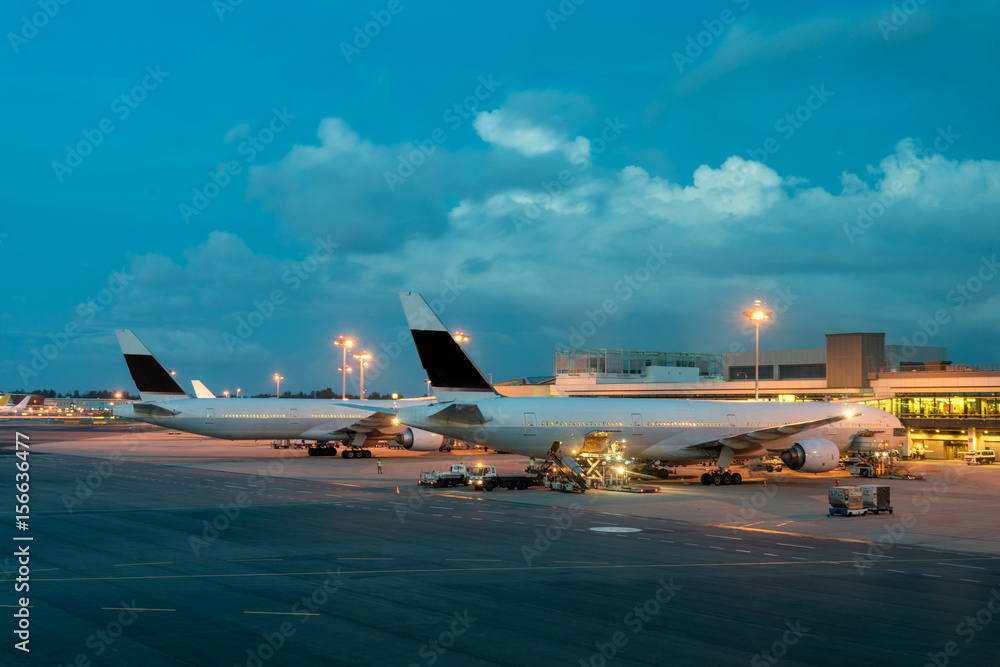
[2,424,998,665]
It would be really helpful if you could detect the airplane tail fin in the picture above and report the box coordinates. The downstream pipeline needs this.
[115,330,189,401]
[191,380,216,399]
[13,395,30,409]
[398,292,499,402]
[0,394,9,407]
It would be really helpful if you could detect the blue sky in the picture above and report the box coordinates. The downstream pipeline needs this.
[3,1,1000,397]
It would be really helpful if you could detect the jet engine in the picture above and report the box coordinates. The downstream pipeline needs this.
[396,428,445,451]
[779,438,841,473]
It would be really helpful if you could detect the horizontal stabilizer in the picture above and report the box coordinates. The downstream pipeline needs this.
[427,403,492,426]
[132,402,181,417]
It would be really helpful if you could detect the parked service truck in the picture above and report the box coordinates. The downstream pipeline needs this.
[418,464,481,488]
[468,466,541,491]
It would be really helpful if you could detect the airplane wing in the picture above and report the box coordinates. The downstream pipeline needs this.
[717,413,853,451]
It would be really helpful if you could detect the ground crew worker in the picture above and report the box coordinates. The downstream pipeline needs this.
[377,458,383,474]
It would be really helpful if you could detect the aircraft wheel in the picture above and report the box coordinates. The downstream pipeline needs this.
[721,472,732,485]
[700,473,711,485]
[711,473,723,486]
[308,449,317,457]
[732,472,743,485]
[363,450,372,458]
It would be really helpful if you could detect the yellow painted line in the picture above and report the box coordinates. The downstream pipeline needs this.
[102,607,175,612]
[696,522,870,545]
[333,483,364,488]
[227,558,283,562]
[245,611,319,616]
[114,562,173,567]
[34,556,995,583]
[0,568,58,574]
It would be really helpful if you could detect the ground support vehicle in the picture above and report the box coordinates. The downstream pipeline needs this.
[469,466,541,491]
[418,464,479,488]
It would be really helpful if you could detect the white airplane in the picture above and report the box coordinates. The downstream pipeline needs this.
[110,329,443,457]
[372,293,908,485]
[0,394,31,414]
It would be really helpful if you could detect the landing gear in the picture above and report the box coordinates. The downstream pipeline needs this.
[700,469,743,486]
[340,448,372,459]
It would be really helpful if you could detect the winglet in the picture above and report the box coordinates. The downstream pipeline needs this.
[191,380,217,399]
[115,330,189,401]
[398,292,499,402]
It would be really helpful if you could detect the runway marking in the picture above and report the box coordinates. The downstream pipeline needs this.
[853,552,893,559]
[555,561,609,564]
[792,556,808,561]
[0,568,58,574]
[114,562,173,567]
[775,522,793,527]
[705,535,742,540]
[41,557,994,583]
[446,559,501,562]
[709,546,724,551]
[103,607,175,612]
[736,550,751,554]
[960,579,981,583]
[775,543,814,550]
[887,569,905,574]
[228,559,283,562]
[923,574,942,578]
[429,506,454,510]
[245,611,319,616]
[478,510,505,515]
[336,558,393,560]
[764,553,779,557]
[938,562,985,570]
[697,522,869,545]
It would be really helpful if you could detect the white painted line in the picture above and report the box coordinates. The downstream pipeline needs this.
[938,563,986,570]
[705,535,743,540]
[709,546,724,551]
[684,543,699,547]
[776,543,814,549]
[513,521,526,525]
[478,510,505,515]
[764,553,779,557]
[736,549,751,554]
[853,552,893,559]
[792,556,808,561]
[923,574,942,578]
[960,579,981,584]
[661,540,674,544]
[887,569,905,574]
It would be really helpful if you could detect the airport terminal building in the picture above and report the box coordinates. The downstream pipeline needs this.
[496,333,1000,460]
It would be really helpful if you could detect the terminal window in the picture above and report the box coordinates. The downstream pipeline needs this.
[729,366,774,380]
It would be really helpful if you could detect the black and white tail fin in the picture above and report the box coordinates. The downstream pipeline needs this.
[115,330,189,401]
[399,292,500,402]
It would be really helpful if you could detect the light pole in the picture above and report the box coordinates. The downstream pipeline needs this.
[353,352,371,399]
[273,374,283,398]
[334,336,355,400]
[425,378,431,397]
[742,300,772,401]
[236,387,241,398]
[223,390,229,399]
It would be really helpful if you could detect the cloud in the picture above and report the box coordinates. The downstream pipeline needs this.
[474,90,594,160]
[223,123,250,145]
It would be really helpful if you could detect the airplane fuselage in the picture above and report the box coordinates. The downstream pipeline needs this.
[114,398,392,441]
[398,397,905,461]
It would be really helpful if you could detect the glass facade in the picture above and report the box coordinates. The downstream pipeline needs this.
[554,349,722,378]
